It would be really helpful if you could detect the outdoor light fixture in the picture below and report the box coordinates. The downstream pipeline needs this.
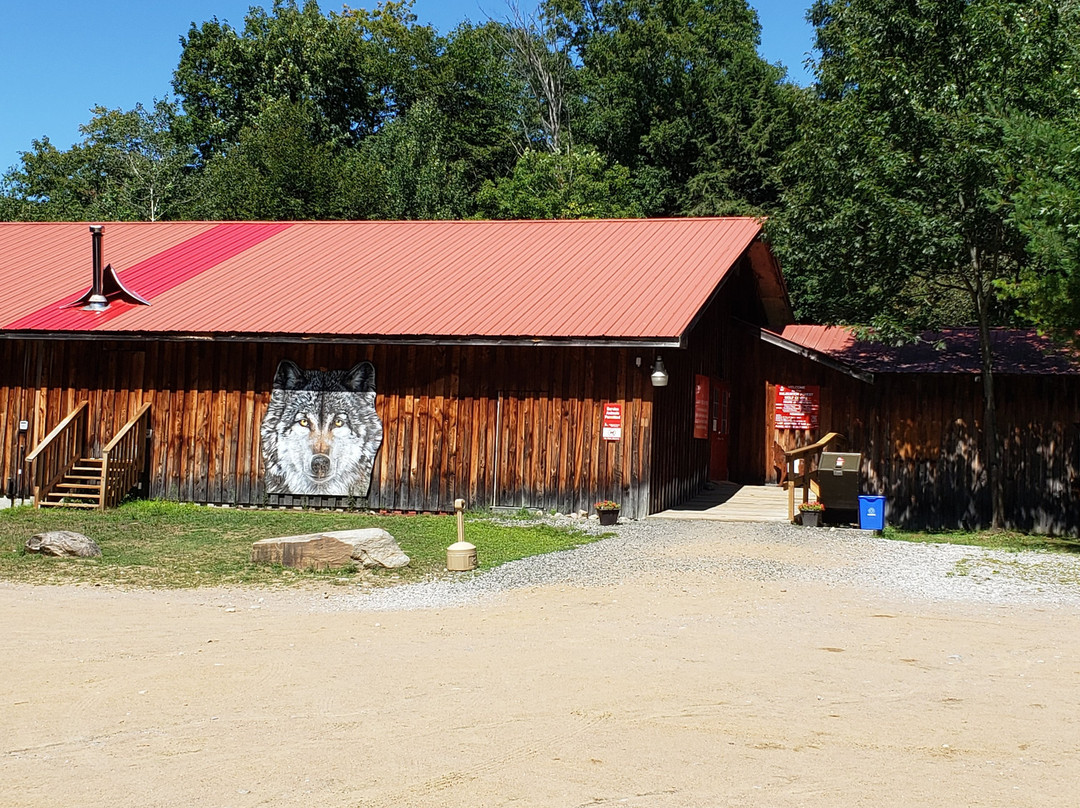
[650,355,669,387]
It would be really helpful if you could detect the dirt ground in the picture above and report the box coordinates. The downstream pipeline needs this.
[2,530,1078,808]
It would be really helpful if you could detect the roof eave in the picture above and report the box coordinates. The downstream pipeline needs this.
[0,330,685,349]
[759,327,875,384]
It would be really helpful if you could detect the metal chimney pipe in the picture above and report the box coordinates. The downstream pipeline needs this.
[86,225,108,310]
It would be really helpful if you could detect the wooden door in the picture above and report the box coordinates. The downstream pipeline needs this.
[709,378,730,481]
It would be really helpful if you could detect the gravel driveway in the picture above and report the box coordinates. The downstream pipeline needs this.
[321,517,1080,612]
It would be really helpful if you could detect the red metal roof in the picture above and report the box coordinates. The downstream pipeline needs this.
[778,325,1080,375]
[0,218,772,343]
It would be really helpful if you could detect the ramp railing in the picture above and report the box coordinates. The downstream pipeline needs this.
[781,432,845,523]
[24,402,89,508]
[99,403,152,510]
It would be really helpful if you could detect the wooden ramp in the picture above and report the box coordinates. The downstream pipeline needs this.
[651,483,794,523]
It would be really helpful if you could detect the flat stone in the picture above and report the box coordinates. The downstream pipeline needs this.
[26,530,102,558]
[251,528,410,571]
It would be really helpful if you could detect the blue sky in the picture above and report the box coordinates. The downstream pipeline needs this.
[0,0,816,174]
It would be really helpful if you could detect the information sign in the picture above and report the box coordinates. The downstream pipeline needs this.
[693,375,709,439]
[602,402,622,440]
[774,385,820,430]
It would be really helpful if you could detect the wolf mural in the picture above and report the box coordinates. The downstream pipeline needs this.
[260,360,383,497]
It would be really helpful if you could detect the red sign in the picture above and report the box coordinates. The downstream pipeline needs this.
[693,375,709,439]
[602,402,622,440]
[775,385,820,430]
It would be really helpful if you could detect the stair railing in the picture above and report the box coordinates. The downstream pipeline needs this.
[24,402,89,508]
[782,431,845,523]
[99,403,152,510]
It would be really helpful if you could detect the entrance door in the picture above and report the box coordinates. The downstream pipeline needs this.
[709,378,730,481]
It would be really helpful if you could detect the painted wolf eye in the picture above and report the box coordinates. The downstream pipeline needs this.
[334,417,345,427]
[298,418,309,428]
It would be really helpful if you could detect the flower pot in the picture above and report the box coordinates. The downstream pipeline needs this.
[800,510,822,527]
[598,509,619,526]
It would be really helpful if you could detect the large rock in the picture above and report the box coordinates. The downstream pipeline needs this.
[251,528,410,571]
[26,530,102,558]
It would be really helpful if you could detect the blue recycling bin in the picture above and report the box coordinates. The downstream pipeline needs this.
[858,496,886,530]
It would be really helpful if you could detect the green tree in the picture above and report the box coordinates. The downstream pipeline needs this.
[361,99,472,219]
[2,137,97,220]
[80,101,195,221]
[769,0,1080,527]
[417,21,523,197]
[1000,116,1080,341]
[2,101,195,221]
[543,0,795,215]
[171,1,524,216]
[192,98,382,220]
[172,0,443,162]
[476,146,643,218]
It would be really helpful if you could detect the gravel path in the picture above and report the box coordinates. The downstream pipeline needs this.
[320,518,1080,612]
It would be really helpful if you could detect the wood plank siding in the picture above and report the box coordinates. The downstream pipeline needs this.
[753,338,1080,534]
[0,339,658,518]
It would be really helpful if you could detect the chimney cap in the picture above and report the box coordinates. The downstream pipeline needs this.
[60,224,151,312]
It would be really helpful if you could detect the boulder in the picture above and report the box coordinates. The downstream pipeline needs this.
[26,530,102,558]
[251,528,410,571]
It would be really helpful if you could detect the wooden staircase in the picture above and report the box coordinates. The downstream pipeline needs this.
[25,403,152,511]
[39,458,105,509]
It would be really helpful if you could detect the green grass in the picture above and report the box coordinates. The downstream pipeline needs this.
[943,553,1080,587]
[882,525,1080,553]
[0,500,601,589]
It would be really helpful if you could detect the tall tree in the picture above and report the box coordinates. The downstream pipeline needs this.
[418,21,523,197]
[770,0,1080,527]
[192,98,382,220]
[172,0,443,163]
[2,101,195,221]
[361,98,472,219]
[498,3,577,154]
[543,0,795,215]
[1000,115,1080,342]
[476,145,643,218]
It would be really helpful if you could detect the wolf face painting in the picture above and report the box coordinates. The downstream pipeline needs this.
[260,360,383,497]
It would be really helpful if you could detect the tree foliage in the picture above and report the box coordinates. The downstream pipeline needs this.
[1000,115,1080,340]
[3,101,194,221]
[172,0,438,159]
[773,0,1080,329]
[192,98,382,220]
[477,146,643,218]
[543,0,796,215]
[361,99,472,219]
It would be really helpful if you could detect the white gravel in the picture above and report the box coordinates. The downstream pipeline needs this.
[317,517,1080,612]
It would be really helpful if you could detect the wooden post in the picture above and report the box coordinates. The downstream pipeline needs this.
[787,458,795,523]
[98,454,110,511]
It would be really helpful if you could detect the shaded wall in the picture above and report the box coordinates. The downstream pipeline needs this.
[648,255,773,511]
[755,339,1080,534]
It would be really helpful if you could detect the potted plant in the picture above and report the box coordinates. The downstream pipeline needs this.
[798,501,824,527]
[594,500,621,526]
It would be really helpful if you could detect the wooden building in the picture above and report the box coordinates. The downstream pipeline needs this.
[0,219,791,518]
[752,326,1080,534]
[6,219,1075,532]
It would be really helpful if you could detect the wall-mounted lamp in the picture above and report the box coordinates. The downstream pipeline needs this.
[650,355,669,387]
